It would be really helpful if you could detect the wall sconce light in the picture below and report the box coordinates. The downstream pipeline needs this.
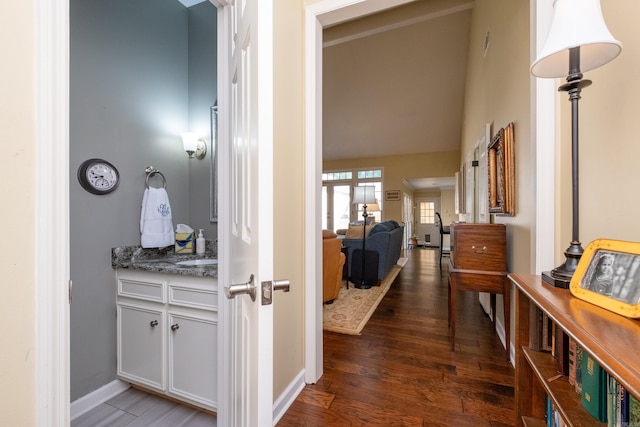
[181,132,207,160]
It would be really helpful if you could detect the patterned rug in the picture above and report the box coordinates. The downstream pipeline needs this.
[323,258,407,335]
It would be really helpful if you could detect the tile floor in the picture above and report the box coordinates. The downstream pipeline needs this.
[71,387,217,427]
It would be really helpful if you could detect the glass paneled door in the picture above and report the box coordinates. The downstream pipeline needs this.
[322,184,351,232]
[415,198,440,247]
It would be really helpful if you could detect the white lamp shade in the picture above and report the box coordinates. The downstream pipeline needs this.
[531,0,622,78]
[181,132,199,152]
[367,202,381,211]
[353,186,376,204]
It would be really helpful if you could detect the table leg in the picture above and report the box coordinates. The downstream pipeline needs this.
[490,294,496,328]
[341,246,349,289]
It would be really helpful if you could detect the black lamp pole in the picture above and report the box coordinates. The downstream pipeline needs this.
[542,47,591,289]
[355,203,371,289]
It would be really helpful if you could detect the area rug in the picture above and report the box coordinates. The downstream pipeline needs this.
[323,257,407,335]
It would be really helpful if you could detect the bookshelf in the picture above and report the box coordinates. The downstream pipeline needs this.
[511,273,640,426]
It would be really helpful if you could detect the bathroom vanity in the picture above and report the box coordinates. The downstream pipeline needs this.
[112,246,218,412]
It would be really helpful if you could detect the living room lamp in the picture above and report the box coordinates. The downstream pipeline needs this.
[531,0,622,288]
[353,186,376,289]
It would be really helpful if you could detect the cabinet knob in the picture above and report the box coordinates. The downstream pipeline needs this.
[471,245,487,254]
[149,320,158,327]
[171,323,180,331]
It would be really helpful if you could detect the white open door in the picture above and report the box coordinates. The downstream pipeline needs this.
[216,0,276,425]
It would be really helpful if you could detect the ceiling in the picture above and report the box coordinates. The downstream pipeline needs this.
[177,0,206,7]
[323,0,473,190]
[181,0,472,191]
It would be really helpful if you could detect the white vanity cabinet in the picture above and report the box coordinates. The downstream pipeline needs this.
[116,270,217,411]
[117,303,166,390]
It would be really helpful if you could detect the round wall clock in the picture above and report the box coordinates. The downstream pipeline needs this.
[77,158,120,195]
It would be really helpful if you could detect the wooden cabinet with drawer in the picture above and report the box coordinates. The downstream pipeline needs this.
[450,223,507,270]
[448,223,509,358]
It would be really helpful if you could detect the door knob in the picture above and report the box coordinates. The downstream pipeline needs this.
[261,279,290,305]
[273,280,290,292]
[225,274,256,301]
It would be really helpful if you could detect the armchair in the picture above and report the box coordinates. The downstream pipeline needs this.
[322,230,345,303]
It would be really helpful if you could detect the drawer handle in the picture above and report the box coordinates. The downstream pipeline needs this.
[471,245,487,254]
[171,323,180,331]
[149,320,158,327]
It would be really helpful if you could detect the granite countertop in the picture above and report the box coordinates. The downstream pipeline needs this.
[112,243,218,278]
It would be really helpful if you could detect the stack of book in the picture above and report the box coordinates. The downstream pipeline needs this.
[580,348,640,425]
[528,305,570,374]
[531,305,640,425]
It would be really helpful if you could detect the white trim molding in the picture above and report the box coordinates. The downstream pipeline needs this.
[323,2,473,47]
[36,0,71,425]
[304,0,417,386]
[532,0,556,274]
[272,370,306,425]
[70,380,130,421]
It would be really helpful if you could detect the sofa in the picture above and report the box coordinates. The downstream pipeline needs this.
[322,230,346,303]
[342,220,404,282]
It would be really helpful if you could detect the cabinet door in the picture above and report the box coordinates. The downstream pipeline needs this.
[168,311,217,410]
[117,303,165,390]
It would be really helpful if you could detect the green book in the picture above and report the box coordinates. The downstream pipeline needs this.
[581,351,607,422]
[607,373,616,427]
[630,393,640,424]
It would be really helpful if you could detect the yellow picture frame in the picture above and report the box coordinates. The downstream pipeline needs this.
[570,239,640,318]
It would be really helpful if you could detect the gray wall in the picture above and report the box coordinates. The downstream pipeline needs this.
[70,0,217,400]
[188,2,218,236]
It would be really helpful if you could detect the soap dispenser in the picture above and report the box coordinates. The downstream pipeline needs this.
[196,229,206,255]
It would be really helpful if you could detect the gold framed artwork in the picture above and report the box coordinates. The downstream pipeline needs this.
[570,239,640,318]
[385,190,400,201]
[488,122,515,216]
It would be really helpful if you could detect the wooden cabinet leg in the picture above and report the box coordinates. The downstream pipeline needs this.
[490,294,496,327]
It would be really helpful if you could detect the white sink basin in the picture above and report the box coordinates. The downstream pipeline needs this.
[175,259,218,267]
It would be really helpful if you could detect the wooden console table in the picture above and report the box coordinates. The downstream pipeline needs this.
[447,223,509,359]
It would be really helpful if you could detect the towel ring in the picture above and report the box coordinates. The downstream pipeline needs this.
[145,167,167,189]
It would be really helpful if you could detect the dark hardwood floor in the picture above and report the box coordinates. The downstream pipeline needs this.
[278,247,515,426]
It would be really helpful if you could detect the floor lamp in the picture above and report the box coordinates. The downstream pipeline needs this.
[353,186,376,289]
[531,0,622,288]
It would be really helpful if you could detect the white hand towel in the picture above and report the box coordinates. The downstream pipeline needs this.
[140,187,174,248]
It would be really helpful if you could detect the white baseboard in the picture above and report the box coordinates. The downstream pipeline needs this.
[70,379,130,421]
[272,369,306,425]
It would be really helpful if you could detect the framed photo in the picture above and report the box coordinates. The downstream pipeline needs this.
[385,190,400,201]
[570,239,640,318]
[488,122,516,216]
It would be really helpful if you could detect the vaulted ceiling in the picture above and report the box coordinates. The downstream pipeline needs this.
[323,0,473,189]
[183,0,473,190]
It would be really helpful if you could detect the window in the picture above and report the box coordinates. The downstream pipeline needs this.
[322,168,384,223]
[322,171,352,181]
[419,201,435,224]
[357,169,382,179]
